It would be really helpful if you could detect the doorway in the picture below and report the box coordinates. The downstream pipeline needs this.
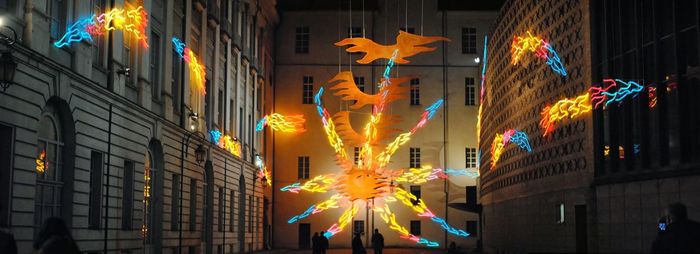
[575,204,587,253]
[298,223,311,249]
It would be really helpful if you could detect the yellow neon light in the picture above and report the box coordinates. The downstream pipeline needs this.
[540,92,592,137]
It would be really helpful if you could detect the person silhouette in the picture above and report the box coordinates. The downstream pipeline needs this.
[371,229,384,254]
[33,217,80,254]
[352,232,366,254]
[312,232,320,254]
[651,203,700,253]
[319,230,329,254]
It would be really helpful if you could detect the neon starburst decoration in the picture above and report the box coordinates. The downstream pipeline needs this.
[281,32,471,247]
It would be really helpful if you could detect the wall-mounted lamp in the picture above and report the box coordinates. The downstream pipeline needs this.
[194,144,206,165]
[0,21,18,93]
[116,67,131,77]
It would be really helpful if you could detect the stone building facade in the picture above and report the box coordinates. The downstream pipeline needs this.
[480,0,700,253]
[271,0,498,250]
[0,0,277,253]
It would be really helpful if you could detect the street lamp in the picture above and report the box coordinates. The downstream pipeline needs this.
[178,130,207,254]
[194,144,206,164]
[0,22,17,93]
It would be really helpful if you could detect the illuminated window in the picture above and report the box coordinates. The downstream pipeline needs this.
[410,78,420,105]
[409,147,421,168]
[410,220,421,236]
[123,160,135,230]
[302,76,314,104]
[295,26,309,53]
[35,113,64,231]
[354,147,360,165]
[465,77,476,106]
[466,147,477,169]
[556,203,565,224]
[298,156,310,179]
[461,27,477,54]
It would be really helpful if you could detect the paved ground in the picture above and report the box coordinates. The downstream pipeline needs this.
[255,248,465,254]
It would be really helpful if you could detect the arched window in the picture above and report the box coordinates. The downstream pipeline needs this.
[143,151,154,243]
[35,110,63,228]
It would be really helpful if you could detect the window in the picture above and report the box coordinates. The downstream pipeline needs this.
[354,147,360,165]
[248,195,252,232]
[48,0,67,41]
[218,90,225,128]
[353,220,365,235]
[465,77,476,105]
[466,186,477,206]
[409,147,420,168]
[466,220,477,236]
[302,76,314,104]
[295,26,309,53]
[466,147,477,169]
[239,107,243,138]
[150,32,162,100]
[229,99,235,135]
[348,27,362,38]
[410,185,421,206]
[400,27,415,34]
[229,190,235,232]
[353,76,365,92]
[556,203,565,224]
[410,78,420,105]
[171,173,180,231]
[218,186,224,231]
[410,220,421,236]
[0,124,13,227]
[144,152,155,243]
[298,156,310,179]
[89,151,103,229]
[35,111,64,232]
[461,27,476,54]
[123,160,134,230]
[91,0,106,67]
[190,178,197,231]
[172,49,182,113]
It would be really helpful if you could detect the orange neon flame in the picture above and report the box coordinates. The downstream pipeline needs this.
[36,150,47,174]
[335,31,449,64]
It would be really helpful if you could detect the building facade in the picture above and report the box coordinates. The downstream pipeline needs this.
[0,0,277,253]
[480,0,700,253]
[271,0,497,250]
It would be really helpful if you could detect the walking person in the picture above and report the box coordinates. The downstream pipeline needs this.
[352,233,366,254]
[319,231,329,254]
[312,232,320,254]
[371,229,384,254]
[651,203,700,253]
[33,217,80,254]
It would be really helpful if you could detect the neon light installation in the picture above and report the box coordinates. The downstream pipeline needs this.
[335,30,449,64]
[285,36,467,247]
[490,129,532,168]
[540,92,592,137]
[208,129,242,157]
[36,150,47,174]
[255,155,272,186]
[256,113,306,133]
[476,35,488,170]
[54,5,148,48]
[511,31,567,76]
[589,79,643,109]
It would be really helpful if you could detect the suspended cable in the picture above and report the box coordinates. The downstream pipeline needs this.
[421,0,424,35]
[362,0,365,38]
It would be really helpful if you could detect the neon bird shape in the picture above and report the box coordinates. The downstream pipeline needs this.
[256,113,306,133]
[490,129,532,168]
[172,37,206,96]
[476,35,488,170]
[54,5,148,48]
[208,129,242,158]
[589,79,643,109]
[335,31,449,64]
[539,92,592,137]
[255,155,272,186]
[511,31,567,76]
[284,35,468,247]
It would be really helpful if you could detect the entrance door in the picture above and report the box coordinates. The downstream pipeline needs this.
[575,205,587,253]
[298,223,311,249]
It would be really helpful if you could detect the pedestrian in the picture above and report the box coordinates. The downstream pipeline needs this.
[312,232,320,254]
[0,228,17,254]
[33,217,80,254]
[352,233,366,254]
[447,241,458,254]
[651,202,700,253]
[319,230,329,254]
[371,229,384,254]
